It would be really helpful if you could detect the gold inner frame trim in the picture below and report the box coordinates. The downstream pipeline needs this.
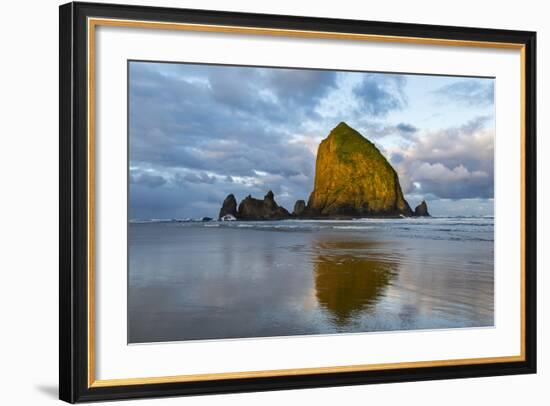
[87,17,527,388]
[90,355,524,388]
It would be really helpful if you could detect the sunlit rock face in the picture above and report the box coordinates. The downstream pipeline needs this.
[306,122,413,217]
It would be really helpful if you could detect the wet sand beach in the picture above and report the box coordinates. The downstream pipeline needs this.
[128,218,494,343]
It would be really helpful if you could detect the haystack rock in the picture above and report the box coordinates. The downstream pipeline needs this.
[292,200,306,217]
[237,191,291,220]
[414,200,430,217]
[218,194,237,220]
[306,122,413,217]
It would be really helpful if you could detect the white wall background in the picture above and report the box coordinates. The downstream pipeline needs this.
[0,0,546,404]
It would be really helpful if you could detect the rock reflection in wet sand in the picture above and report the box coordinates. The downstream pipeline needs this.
[313,239,397,325]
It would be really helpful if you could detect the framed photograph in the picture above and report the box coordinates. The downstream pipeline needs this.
[59,2,536,403]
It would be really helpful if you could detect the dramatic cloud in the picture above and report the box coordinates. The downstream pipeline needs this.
[434,79,494,106]
[353,74,407,116]
[129,62,495,218]
[267,69,337,105]
[396,122,418,134]
[176,172,217,185]
[130,170,167,188]
[390,116,494,200]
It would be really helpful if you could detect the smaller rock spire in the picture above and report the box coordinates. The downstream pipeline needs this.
[414,200,430,217]
[218,194,237,220]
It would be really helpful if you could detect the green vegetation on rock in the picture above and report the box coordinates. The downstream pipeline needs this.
[331,122,378,163]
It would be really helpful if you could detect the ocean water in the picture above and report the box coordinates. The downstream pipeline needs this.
[128,217,494,343]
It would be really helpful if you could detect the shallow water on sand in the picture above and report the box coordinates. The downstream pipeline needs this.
[128,218,494,343]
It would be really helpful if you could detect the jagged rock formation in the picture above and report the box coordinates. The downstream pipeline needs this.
[216,123,419,220]
[218,194,238,220]
[306,122,413,217]
[292,200,306,217]
[414,200,430,217]
[237,191,291,220]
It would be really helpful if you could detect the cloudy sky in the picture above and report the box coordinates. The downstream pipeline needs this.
[129,61,495,219]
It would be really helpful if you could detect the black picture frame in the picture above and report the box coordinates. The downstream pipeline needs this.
[60,1,537,403]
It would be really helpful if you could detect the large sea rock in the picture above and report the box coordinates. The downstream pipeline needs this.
[306,122,413,217]
[237,191,291,220]
[218,194,238,220]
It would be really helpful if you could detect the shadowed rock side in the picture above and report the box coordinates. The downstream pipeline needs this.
[306,122,413,218]
[292,200,306,217]
[237,191,291,220]
[414,200,430,217]
[218,194,238,220]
